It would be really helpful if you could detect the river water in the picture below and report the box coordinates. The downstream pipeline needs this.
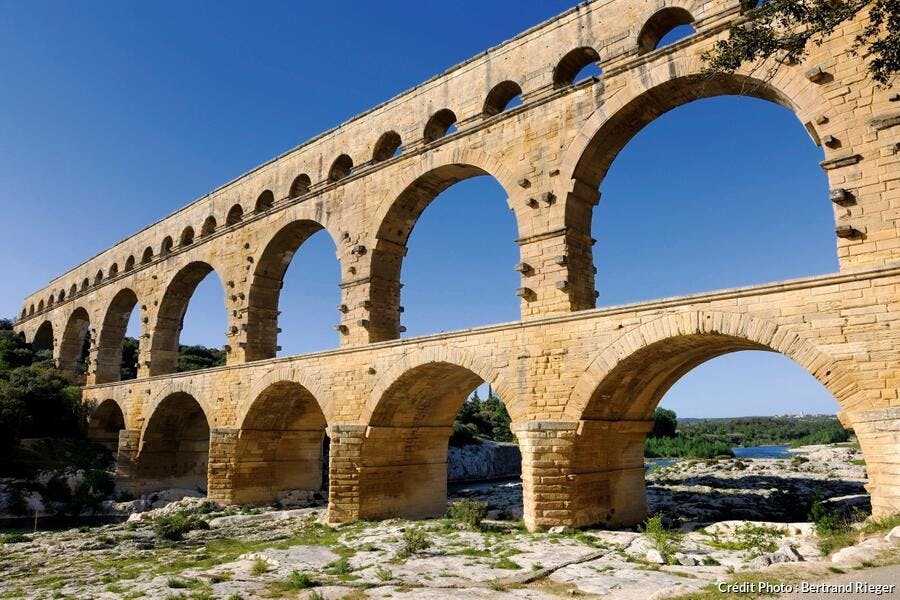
[645,444,793,470]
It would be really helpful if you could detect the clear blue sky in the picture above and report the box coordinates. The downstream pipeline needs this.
[0,1,841,417]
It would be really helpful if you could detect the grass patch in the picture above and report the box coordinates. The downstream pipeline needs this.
[154,512,210,542]
[704,523,784,554]
[166,577,202,589]
[274,570,316,591]
[493,556,521,570]
[374,565,393,581]
[250,558,269,576]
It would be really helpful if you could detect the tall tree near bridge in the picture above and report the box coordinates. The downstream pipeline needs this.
[704,0,898,85]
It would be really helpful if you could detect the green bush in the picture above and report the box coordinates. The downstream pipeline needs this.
[645,435,734,459]
[397,528,431,558]
[282,570,315,589]
[1,533,30,544]
[447,499,489,529]
[809,496,848,536]
[154,512,210,541]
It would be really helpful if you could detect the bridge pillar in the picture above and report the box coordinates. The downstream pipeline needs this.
[515,419,651,531]
[845,408,900,517]
[207,428,239,504]
[113,429,142,495]
[326,424,366,523]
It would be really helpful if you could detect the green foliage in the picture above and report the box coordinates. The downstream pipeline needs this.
[177,345,226,373]
[639,514,682,562]
[447,499,489,530]
[374,565,393,581]
[278,570,315,590]
[71,469,116,513]
[397,528,431,558]
[703,0,898,86]
[809,495,849,536]
[705,523,784,553]
[678,415,850,448]
[154,512,210,541]
[0,365,85,452]
[451,388,513,446]
[1,533,30,544]
[650,408,677,438]
[325,556,351,576]
[645,435,734,459]
[119,337,140,380]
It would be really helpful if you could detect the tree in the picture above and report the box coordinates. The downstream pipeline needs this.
[120,336,140,380]
[703,1,898,86]
[650,407,678,438]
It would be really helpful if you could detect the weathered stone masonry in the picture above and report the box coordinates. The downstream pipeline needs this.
[13,0,899,530]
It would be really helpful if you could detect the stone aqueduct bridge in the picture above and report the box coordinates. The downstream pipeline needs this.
[13,0,900,529]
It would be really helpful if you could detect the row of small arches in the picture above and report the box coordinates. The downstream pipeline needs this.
[20,7,697,320]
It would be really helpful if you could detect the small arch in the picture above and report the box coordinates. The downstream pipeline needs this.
[255,190,275,212]
[160,236,173,256]
[124,255,135,272]
[136,392,210,494]
[109,263,119,278]
[372,131,402,162]
[423,108,457,142]
[554,46,602,87]
[38,300,45,311]
[483,80,523,117]
[226,204,244,226]
[81,278,90,292]
[28,304,35,316]
[200,216,217,237]
[141,247,154,264]
[88,400,125,451]
[20,307,26,319]
[47,295,54,306]
[327,154,353,183]
[637,7,695,55]
[58,290,66,302]
[289,174,311,197]
[180,226,195,247]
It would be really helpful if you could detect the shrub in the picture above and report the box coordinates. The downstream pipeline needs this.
[791,455,810,467]
[374,565,393,581]
[809,497,848,536]
[639,513,681,562]
[154,512,209,541]
[397,528,431,558]
[1,533,30,544]
[447,499,489,529]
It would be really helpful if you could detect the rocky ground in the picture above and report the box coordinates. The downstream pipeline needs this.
[1,444,898,599]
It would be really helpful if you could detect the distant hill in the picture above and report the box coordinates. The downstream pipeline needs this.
[674,414,849,448]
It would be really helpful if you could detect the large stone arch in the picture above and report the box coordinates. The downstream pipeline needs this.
[366,148,520,342]
[149,261,227,376]
[135,389,211,494]
[364,344,518,423]
[244,218,343,361]
[357,346,517,520]
[243,365,333,426]
[558,53,835,243]
[231,378,329,505]
[95,287,141,384]
[57,306,92,376]
[567,310,862,421]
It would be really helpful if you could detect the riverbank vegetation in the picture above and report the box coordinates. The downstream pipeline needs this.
[644,409,850,459]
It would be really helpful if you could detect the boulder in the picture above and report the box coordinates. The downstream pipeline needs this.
[885,526,900,544]
[646,549,665,564]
